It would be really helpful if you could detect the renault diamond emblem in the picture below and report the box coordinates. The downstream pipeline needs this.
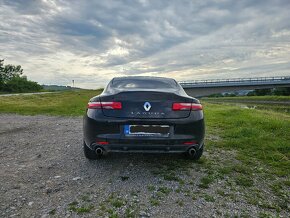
[143,102,151,111]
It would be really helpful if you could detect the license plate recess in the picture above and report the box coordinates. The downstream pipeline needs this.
[124,125,170,137]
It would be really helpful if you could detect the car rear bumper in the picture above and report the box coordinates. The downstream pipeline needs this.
[83,111,205,153]
[89,142,201,153]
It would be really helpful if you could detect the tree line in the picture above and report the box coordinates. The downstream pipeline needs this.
[0,60,42,93]
[208,87,290,97]
[247,88,290,96]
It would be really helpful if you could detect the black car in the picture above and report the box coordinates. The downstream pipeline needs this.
[83,76,205,160]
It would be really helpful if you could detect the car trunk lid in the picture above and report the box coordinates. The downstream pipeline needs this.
[100,91,193,119]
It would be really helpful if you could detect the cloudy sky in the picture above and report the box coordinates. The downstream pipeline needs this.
[1,0,290,88]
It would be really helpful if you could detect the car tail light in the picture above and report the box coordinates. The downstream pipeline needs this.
[88,102,122,110]
[172,103,202,111]
[183,141,198,145]
[191,103,203,111]
[87,102,102,109]
[96,141,109,145]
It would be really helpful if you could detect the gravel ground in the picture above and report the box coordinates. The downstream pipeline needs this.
[0,114,288,217]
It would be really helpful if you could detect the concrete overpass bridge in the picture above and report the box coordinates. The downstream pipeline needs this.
[179,76,290,97]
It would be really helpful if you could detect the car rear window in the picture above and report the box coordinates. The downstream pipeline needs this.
[111,78,177,89]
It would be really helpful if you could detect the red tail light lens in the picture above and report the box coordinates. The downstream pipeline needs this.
[191,103,203,111]
[88,102,122,110]
[87,102,102,109]
[101,102,122,109]
[172,103,202,111]
[172,103,191,111]
[183,141,198,145]
[96,141,109,145]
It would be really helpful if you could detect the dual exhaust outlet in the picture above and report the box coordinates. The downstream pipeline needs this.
[94,146,196,156]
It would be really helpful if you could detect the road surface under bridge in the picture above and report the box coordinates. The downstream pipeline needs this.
[179,76,290,97]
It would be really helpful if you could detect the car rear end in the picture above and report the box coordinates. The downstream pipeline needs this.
[83,77,205,159]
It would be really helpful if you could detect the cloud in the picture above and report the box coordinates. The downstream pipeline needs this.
[0,0,290,88]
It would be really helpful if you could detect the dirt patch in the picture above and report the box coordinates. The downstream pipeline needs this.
[0,114,288,217]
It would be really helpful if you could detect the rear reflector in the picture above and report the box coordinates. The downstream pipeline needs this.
[96,141,109,145]
[172,103,202,111]
[88,102,122,110]
[183,141,198,145]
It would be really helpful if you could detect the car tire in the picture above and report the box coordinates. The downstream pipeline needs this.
[83,141,98,160]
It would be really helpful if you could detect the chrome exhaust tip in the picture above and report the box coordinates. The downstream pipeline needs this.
[188,147,196,157]
[95,147,104,156]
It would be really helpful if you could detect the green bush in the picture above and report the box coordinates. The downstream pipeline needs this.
[2,76,42,93]
[0,59,42,93]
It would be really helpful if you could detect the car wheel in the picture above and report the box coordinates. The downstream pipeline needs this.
[83,141,98,160]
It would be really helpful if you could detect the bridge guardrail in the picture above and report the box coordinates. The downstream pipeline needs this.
[179,76,290,86]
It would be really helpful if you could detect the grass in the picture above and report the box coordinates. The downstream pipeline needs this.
[111,198,125,208]
[106,194,126,208]
[202,95,290,114]
[98,193,134,217]
[235,175,253,187]
[0,89,101,116]
[204,194,215,202]
[151,158,193,185]
[150,197,160,206]
[147,185,155,191]
[198,176,215,189]
[163,172,180,181]
[216,189,226,196]
[68,201,94,214]
[125,207,136,218]
[203,102,290,177]
[157,186,171,196]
